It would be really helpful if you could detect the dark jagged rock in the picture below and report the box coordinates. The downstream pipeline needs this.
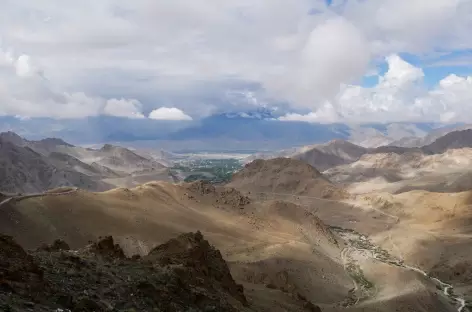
[37,239,70,252]
[85,236,126,260]
[304,301,322,312]
[0,232,250,312]
[146,231,248,306]
[0,235,45,299]
[187,180,216,195]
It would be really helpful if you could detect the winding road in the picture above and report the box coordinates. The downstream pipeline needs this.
[0,187,79,208]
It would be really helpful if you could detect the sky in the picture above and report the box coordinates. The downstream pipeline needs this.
[1,0,472,124]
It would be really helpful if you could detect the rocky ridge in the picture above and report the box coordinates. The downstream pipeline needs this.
[0,232,253,312]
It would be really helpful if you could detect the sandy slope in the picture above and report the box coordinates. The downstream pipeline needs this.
[0,181,356,310]
[229,152,472,310]
[0,178,466,310]
[347,189,472,305]
[326,148,472,194]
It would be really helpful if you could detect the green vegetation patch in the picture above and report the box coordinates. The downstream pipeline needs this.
[346,262,374,290]
[172,159,243,184]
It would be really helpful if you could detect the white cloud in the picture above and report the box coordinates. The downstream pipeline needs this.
[344,0,470,55]
[281,54,472,123]
[279,102,340,123]
[103,98,145,119]
[0,46,145,119]
[263,17,370,108]
[0,1,472,122]
[415,74,472,123]
[148,107,192,121]
[381,54,424,86]
[15,55,36,77]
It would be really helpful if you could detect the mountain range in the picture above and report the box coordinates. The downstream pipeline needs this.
[2,125,472,194]
[246,128,472,172]
[0,132,173,193]
[0,111,465,152]
[1,126,472,311]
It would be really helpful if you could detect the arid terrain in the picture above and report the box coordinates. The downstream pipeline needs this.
[0,132,174,193]
[1,129,472,311]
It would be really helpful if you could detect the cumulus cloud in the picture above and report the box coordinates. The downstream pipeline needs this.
[264,17,370,107]
[0,1,472,121]
[280,54,472,123]
[362,0,469,55]
[103,98,145,119]
[148,107,192,121]
[0,46,145,119]
[414,74,472,123]
[278,102,340,123]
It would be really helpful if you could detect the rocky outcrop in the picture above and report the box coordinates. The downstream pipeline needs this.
[84,236,126,260]
[0,232,249,312]
[185,180,251,209]
[186,180,216,195]
[146,231,248,306]
[0,235,46,301]
[37,239,70,252]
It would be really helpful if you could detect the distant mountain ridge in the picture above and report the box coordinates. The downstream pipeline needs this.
[245,128,472,173]
[421,129,472,154]
[1,124,471,194]
[0,137,112,193]
[0,115,456,151]
[221,107,277,120]
[388,123,471,147]
[0,132,173,193]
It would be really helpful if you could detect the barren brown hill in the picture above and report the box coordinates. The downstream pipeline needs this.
[388,124,472,148]
[245,140,368,171]
[0,180,352,311]
[0,138,113,193]
[96,144,166,173]
[292,140,367,171]
[0,132,175,193]
[0,178,468,311]
[228,158,345,199]
[422,129,472,154]
[314,140,367,158]
[351,190,472,303]
[375,128,472,155]
[48,151,123,178]
[326,148,472,195]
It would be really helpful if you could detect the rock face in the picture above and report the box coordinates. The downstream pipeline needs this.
[37,239,70,252]
[186,180,216,195]
[0,232,249,312]
[185,180,251,209]
[146,231,248,306]
[0,235,46,301]
[85,236,126,259]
